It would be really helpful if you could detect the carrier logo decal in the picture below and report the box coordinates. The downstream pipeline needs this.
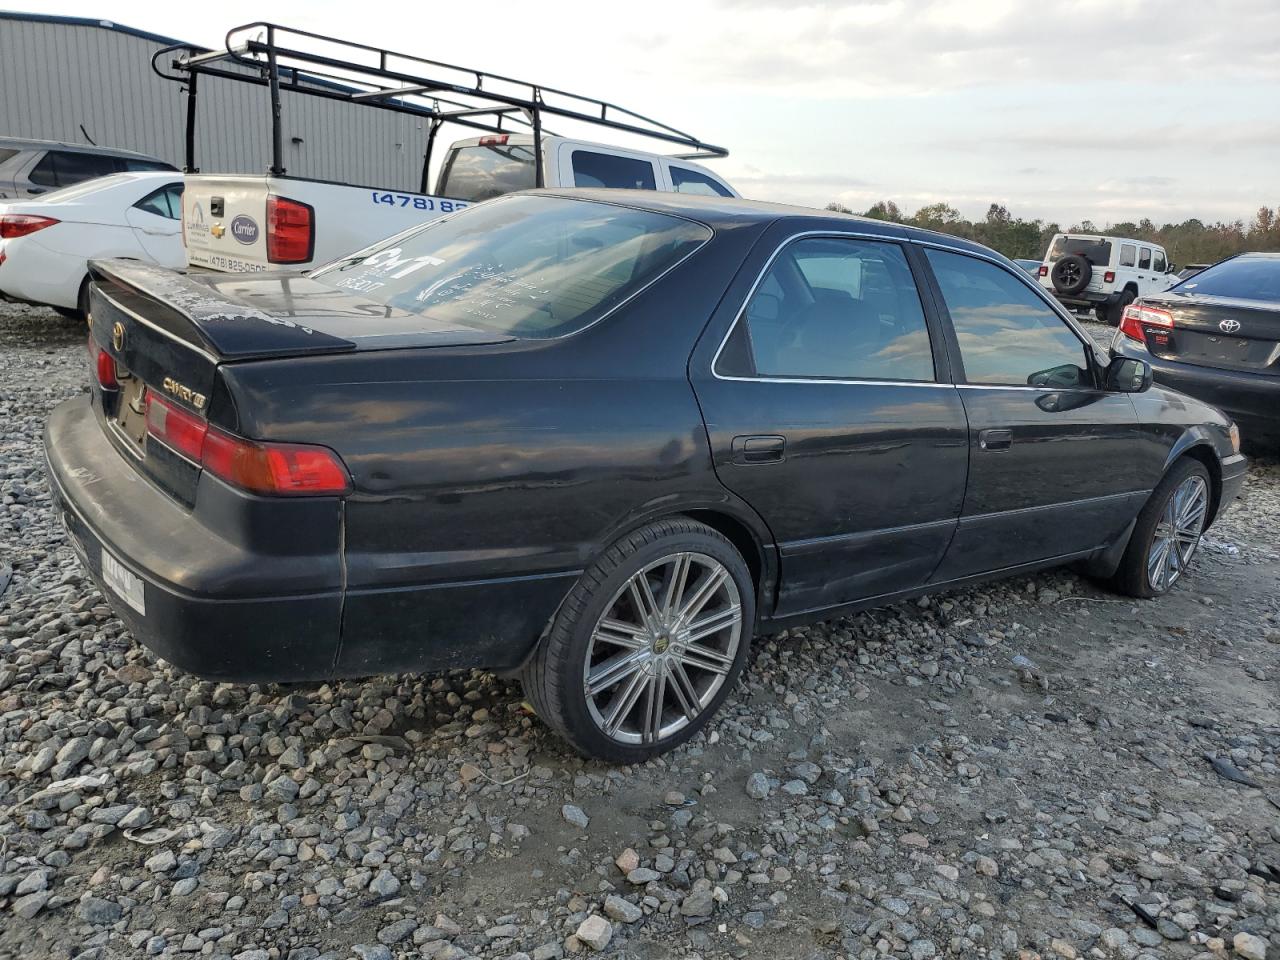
[230,215,259,245]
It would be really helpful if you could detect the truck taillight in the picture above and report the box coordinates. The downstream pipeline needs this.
[0,214,59,239]
[1119,303,1174,343]
[266,195,314,264]
[1104,271,1116,283]
[146,394,350,496]
[1038,265,1048,277]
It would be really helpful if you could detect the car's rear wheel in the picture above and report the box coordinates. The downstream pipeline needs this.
[520,518,753,762]
[1112,458,1211,598]
[1104,288,1136,326]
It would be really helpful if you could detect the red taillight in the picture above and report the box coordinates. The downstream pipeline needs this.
[0,214,59,239]
[1104,270,1116,283]
[145,393,349,496]
[96,348,119,390]
[1119,303,1174,343]
[1038,265,1048,277]
[479,134,509,146]
[266,195,314,264]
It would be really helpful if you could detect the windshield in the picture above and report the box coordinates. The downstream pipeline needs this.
[437,143,537,202]
[1048,236,1112,267]
[311,195,712,339]
[1174,256,1280,302]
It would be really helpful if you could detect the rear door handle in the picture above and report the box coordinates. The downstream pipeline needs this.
[732,435,786,464]
[978,429,1013,451]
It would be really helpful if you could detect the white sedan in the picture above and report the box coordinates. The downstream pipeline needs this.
[0,171,185,318]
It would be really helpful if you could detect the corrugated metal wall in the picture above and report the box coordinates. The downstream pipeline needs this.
[0,16,432,191]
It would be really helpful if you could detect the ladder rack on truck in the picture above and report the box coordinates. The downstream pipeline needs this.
[152,22,729,185]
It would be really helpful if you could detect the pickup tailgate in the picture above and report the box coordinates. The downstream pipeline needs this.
[182,175,274,273]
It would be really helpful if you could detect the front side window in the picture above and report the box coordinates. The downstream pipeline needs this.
[926,249,1091,389]
[571,151,657,190]
[670,166,733,198]
[311,195,710,339]
[1139,247,1152,270]
[1119,243,1136,267]
[1153,250,1167,272]
[725,237,935,382]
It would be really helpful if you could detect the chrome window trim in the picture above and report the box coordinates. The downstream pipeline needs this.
[710,230,943,387]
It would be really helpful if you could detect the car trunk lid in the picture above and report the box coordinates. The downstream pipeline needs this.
[1139,293,1280,375]
[87,259,511,506]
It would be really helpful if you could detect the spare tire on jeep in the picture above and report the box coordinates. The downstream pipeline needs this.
[1051,254,1092,295]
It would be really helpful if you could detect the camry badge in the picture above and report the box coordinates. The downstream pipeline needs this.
[1218,318,1241,333]
[111,322,125,352]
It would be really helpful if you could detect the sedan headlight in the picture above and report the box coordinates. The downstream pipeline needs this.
[1229,422,1241,454]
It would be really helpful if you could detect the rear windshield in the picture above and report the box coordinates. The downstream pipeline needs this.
[437,143,536,202]
[1048,236,1112,267]
[311,194,712,339]
[1175,256,1280,302]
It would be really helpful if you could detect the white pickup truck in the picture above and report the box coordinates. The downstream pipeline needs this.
[160,25,736,274]
[181,133,737,274]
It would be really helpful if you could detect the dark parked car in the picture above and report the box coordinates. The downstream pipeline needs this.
[45,191,1247,761]
[1113,252,1280,447]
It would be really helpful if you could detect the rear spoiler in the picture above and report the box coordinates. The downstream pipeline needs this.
[88,259,356,361]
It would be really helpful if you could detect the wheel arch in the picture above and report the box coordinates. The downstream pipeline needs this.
[1163,435,1223,527]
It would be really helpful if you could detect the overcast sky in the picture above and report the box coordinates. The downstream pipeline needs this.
[41,0,1280,226]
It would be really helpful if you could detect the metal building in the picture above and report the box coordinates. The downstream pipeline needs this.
[0,12,431,190]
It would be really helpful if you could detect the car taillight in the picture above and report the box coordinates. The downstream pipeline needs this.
[266,195,314,264]
[0,214,59,239]
[146,393,349,496]
[95,347,119,390]
[1104,271,1116,283]
[1119,303,1174,343]
[1038,265,1048,277]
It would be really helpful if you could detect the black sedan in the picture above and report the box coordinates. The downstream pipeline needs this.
[45,191,1247,762]
[1112,252,1280,447]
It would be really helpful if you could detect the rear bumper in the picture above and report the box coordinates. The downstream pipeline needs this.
[44,396,576,682]
[1114,339,1280,443]
[45,397,344,681]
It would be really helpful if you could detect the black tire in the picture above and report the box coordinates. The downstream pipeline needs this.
[52,305,80,320]
[1111,458,1212,599]
[1104,288,1136,327]
[520,518,754,763]
[1051,254,1092,295]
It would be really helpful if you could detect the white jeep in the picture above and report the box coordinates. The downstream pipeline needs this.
[1038,233,1177,325]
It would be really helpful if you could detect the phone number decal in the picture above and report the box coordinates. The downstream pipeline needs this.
[371,192,467,213]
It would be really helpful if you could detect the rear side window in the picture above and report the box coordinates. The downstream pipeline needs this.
[927,249,1090,389]
[670,166,733,197]
[1048,236,1112,267]
[0,147,18,165]
[571,151,657,190]
[29,150,119,188]
[436,143,536,202]
[1119,244,1136,267]
[134,183,184,219]
[29,153,59,186]
[311,195,710,339]
[724,237,935,382]
[1138,248,1152,270]
[1177,256,1280,301]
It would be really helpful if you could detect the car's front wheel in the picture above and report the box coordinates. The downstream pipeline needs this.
[1112,458,1212,598]
[521,518,753,762]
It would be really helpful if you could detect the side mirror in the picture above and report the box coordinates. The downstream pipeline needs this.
[1106,356,1153,393]
[1166,263,1177,274]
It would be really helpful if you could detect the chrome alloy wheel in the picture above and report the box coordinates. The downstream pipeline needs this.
[1147,474,1209,591]
[583,552,743,746]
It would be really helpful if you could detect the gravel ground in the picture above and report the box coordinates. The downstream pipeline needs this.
[1,302,1277,960]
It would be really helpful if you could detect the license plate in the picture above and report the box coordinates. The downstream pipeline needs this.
[102,549,146,615]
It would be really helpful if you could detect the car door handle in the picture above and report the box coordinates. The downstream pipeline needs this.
[978,429,1013,451]
[732,435,785,464]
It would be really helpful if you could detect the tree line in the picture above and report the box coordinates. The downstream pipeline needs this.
[825,200,1280,269]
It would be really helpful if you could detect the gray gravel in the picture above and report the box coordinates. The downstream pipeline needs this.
[2,301,1278,960]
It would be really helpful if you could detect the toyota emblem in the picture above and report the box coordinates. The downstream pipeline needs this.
[111,322,125,351]
[1218,318,1241,334]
